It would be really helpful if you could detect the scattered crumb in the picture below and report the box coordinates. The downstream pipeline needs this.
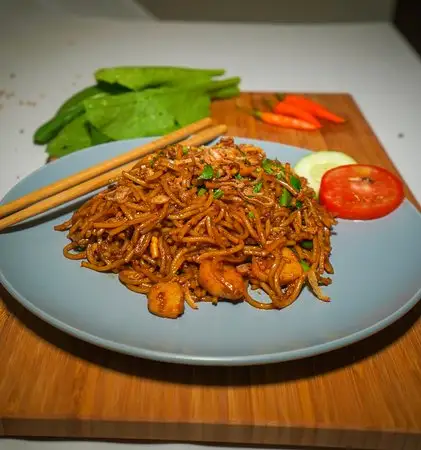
[10,73,16,79]
[16,175,20,180]
[18,100,37,107]
[398,133,404,138]
[19,129,24,134]
[72,82,77,86]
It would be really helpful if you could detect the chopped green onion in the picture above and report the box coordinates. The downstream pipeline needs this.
[253,181,263,193]
[215,169,221,179]
[213,189,224,199]
[247,211,255,219]
[182,146,189,155]
[295,200,303,209]
[262,158,274,174]
[197,187,207,196]
[234,173,243,180]
[300,260,311,272]
[198,164,214,180]
[279,188,291,207]
[290,175,301,191]
[301,240,313,250]
[150,156,157,168]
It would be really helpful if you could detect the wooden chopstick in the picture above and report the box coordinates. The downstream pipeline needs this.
[0,124,227,232]
[0,117,213,219]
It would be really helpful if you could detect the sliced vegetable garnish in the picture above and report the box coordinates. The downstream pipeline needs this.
[253,181,263,193]
[234,173,243,180]
[182,146,189,155]
[290,175,302,191]
[301,240,313,250]
[198,164,214,180]
[262,159,274,174]
[213,189,224,199]
[247,211,255,219]
[197,187,207,196]
[279,188,292,207]
[300,260,311,272]
[294,151,357,196]
[319,164,404,220]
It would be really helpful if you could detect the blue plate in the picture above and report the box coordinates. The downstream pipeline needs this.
[1,138,421,366]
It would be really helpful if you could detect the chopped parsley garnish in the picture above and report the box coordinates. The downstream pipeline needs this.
[253,181,263,193]
[182,146,189,155]
[198,164,214,180]
[197,187,207,196]
[234,173,243,180]
[295,200,303,209]
[247,211,255,219]
[213,189,224,199]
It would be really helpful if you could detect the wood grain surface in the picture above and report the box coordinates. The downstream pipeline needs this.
[1,93,421,450]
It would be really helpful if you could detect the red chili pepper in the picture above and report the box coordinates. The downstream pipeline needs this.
[253,109,318,130]
[279,94,345,124]
[265,98,321,128]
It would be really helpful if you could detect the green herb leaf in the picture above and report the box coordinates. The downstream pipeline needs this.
[34,103,85,145]
[213,189,224,199]
[253,181,263,193]
[84,90,211,141]
[262,158,274,174]
[234,173,243,180]
[46,115,92,157]
[197,187,207,196]
[182,146,189,155]
[198,164,214,180]
[290,175,302,191]
[94,66,226,91]
[279,188,292,207]
[247,211,255,219]
[215,169,221,179]
[295,200,303,209]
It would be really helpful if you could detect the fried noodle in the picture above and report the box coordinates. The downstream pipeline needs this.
[56,138,337,319]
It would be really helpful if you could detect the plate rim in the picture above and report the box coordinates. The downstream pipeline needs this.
[1,137,421,366]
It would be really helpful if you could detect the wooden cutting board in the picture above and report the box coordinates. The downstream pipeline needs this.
[1,93,421,450]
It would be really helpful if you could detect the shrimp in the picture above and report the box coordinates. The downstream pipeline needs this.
[147,281,184,319]
[199,259,245,301]
[278,247,303,285]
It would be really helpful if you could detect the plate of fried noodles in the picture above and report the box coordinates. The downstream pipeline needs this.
[1,137,421,365]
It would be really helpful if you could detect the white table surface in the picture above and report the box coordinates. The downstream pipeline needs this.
[1,1,421,449]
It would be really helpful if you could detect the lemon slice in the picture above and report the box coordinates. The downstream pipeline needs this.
[294,151,357,195]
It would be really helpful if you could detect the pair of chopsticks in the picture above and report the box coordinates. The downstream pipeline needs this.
[0,118,227,231]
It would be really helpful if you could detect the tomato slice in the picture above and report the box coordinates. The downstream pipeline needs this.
[319,164,404,220]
